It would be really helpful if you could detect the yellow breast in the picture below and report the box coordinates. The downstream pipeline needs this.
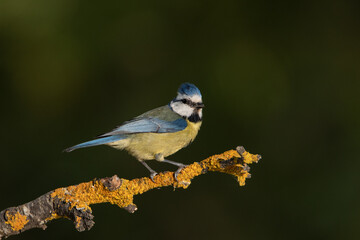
[122,120,202,161]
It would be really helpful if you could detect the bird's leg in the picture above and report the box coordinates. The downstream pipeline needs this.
[139,160,158,182]
[162,159,187,181]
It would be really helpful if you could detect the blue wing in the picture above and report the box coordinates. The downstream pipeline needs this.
[64,105,187,152]
[99,117,187,137]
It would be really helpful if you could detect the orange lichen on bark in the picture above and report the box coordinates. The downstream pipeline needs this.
[5,212,29,231]
[45,213,61,222]
[75,216,82,229]
[201,149,260,186]
[50,147,260,213]
[51,178,134,210]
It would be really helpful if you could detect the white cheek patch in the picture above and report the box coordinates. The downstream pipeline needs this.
[170,102,193,117]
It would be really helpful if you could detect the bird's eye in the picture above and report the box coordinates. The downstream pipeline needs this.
[181,99,187,104]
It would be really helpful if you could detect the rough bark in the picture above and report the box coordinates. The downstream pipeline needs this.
[0,146,261,239]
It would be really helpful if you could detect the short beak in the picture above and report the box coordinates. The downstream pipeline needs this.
[196,103,205,109]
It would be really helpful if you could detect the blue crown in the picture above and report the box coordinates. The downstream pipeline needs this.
[178,83,202,97]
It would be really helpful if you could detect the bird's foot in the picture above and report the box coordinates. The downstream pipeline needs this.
[174,164,187,181]
[150,170,158,182]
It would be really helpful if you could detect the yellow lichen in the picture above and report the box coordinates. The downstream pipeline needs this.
[51,178,134,210]
[45,213,61,222]
[75,216,82,229]
[5,211,29,231]
[241,150,261,164]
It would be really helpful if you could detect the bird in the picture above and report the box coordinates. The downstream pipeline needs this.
[64,83,204,181]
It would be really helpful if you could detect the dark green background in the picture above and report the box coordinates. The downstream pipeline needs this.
[1,1,359,239]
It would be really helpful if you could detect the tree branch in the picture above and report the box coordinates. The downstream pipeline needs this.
[0,146,261,239]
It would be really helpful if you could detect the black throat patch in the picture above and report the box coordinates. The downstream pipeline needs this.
[187,113,202,123]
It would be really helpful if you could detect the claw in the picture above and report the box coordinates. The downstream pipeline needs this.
[150,171,158,182]
[174,164,187,181]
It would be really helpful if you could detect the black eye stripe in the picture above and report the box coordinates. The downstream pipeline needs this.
[178,99,202,108]
[182,99,194,106]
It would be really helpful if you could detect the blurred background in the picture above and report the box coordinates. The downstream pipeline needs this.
[1,0,359,239]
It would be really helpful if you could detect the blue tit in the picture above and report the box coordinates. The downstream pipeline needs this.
[64,83,204,181]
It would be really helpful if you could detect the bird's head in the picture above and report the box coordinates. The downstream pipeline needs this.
[170,83,204,122]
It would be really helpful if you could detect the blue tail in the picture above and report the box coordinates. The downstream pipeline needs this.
[64,135,126,152]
